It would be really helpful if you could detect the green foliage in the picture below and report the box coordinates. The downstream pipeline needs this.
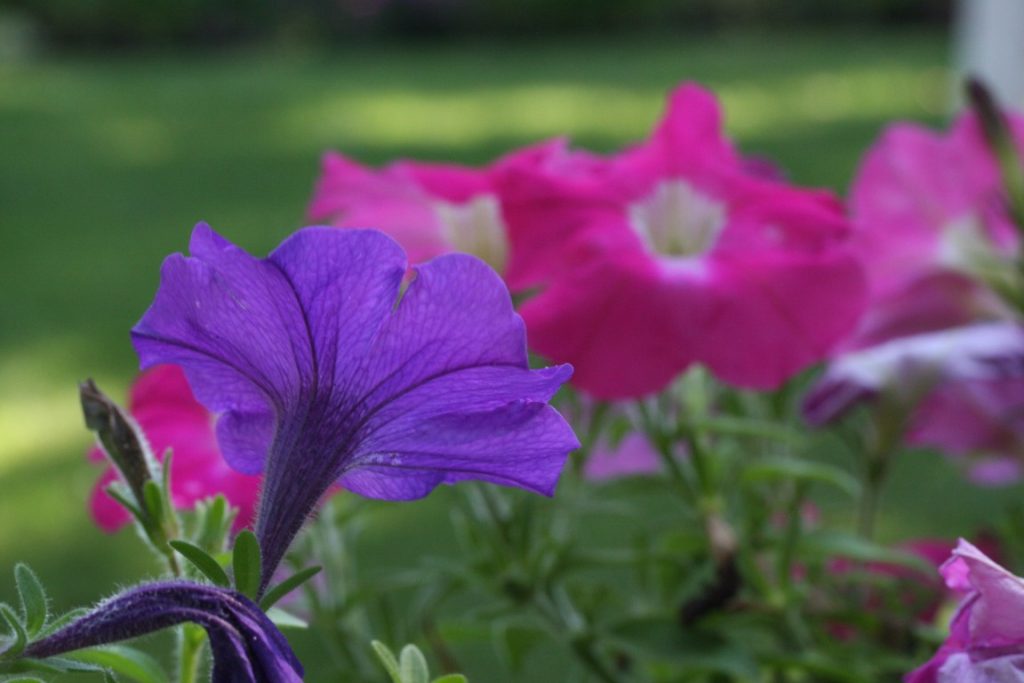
[168,540,230,588]
[372,642,465,683]
[0,604,27,659]
[65,646,169,683]
[259,566,322,612]
[192,496,235,554]
[13,566,46,639]
[231,530,261,600]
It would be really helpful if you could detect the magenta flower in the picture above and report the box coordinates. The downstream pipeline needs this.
[88,365,261,532]
[131,224,578,589]
[849,111,1024,303]
[25,581,301,683]
[306,142,597,276]
[907,539,1024,683]
[498,82,866,399]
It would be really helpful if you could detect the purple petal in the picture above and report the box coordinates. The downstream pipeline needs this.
[132,225,577,590]
[25,581,302,683]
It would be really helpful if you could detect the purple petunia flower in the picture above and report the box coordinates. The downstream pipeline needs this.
[906,539,1024,682]
[131,224,578,590]
[25,581,302,683]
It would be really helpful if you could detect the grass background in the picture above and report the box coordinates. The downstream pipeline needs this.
[1,28,1018,680]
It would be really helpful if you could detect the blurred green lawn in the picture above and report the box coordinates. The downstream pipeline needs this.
[1,28,1019,680]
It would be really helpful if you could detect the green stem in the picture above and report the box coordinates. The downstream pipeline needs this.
[570,638,621,683]
[777,482,808,592]
[532,592,622,683]
[857,459,887,541]
[177,623,205,683]
[636,402,699,506]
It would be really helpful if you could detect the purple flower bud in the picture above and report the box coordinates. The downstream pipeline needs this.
[25,581,302,683]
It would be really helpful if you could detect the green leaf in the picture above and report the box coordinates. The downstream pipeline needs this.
[258,566,322,612]
[105,483,145,525]
[742,457,861,498]
[371,641,402,683]
[799,531,934,575]
[231,530,261,600]
[492,621,544,673]
[400,644,430,683]
[14,565,47,637]
[0,604,27,659]
[0,654,109,675]
[158,450,181,528]
[266,607,307,630]
[432,676,468,683]
[169,540,230,587]
[2,677,46,682]
[142,480,164,524]
[195,495,235,553]
[68,645,169,683]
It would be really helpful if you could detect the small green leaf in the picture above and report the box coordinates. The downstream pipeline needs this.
[259,566,322,612]
[265,607,307,630]
[371,641,402,683]
[158,450,181,527]
[14,565,48,637]
[169,540,230,587]
[160,449,174,506]
[493,621,544,673]
[0,654,108,675]
[800,531,934,575]
[400,644,430,683]
[0,603,27,659]
[143,480,164,524]
[69,645,169,683]
[432,676,468,683]
[105,483,145,524]
[3,677,46,682]
[231,530,261,600]
[195,495,234,552]
[742,457,861,498]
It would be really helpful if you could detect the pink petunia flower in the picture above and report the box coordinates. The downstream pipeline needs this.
[88,365,261,532]
[497,82,866,399]
[308,146,537,273]
[906,539,1024,683]
[805,108,1024,484]
[849,112,1024,304]
[583,432,668,481]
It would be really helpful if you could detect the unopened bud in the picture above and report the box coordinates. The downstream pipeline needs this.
[966,77,1024,233]
[79,379,158,512]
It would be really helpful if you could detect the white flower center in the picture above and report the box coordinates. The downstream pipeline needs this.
[937,213,1012,281]
[629,180,727,257]
[434,195,509,272]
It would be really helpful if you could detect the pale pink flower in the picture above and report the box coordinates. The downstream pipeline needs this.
[806,109,1024,483]
[307,145,572,273]
[849,111,1024,303]
[583,432,667,481]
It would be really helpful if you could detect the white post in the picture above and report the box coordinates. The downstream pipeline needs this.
[955,0,1024,110]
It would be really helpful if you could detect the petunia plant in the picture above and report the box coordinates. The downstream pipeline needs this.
[2,224,577,682]
[9,76,1024,683]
